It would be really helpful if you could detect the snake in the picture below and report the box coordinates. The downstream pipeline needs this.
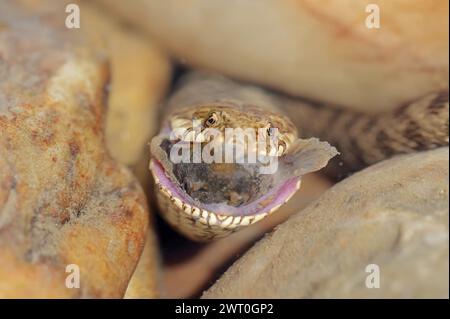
[149,71,449,241]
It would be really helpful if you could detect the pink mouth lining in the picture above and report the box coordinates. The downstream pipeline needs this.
[151,159,300,217]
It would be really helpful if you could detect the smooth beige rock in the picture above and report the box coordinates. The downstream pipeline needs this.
[78,0,171,166]
[97,0,448,113]
[202,148,449,298]
[124,228,162,298]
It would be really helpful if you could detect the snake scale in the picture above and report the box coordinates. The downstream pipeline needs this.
[150,71,449,241]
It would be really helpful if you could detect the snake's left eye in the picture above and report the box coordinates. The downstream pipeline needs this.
[205,112,219,127]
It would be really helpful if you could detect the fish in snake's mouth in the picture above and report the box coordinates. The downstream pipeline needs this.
[150,158,301,217]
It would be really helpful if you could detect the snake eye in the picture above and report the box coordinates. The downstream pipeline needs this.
[205,112,219,127]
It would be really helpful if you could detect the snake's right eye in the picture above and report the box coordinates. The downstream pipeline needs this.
[205,112,219,127]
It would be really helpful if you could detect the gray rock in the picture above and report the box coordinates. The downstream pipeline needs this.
[203,148,449,298]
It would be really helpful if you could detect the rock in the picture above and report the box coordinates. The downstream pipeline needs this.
[78,0,171,297]
[0,0,148,298]
[202,148,449,298]
[124,228,162,298]
[97,0,448,113]
[78,0,171,167]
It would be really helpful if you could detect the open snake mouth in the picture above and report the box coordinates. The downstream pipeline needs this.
[150,124,338,220]
[149,118,309,218]
[150,158,301,217]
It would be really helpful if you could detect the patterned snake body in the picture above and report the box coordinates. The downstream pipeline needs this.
[150,72,449,241]
[282,90,449,177]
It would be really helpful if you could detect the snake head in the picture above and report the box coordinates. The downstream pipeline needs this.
[169,104,297,157]
[150,103,337,241]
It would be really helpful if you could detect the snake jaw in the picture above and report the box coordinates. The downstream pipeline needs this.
[149,158,302,240]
